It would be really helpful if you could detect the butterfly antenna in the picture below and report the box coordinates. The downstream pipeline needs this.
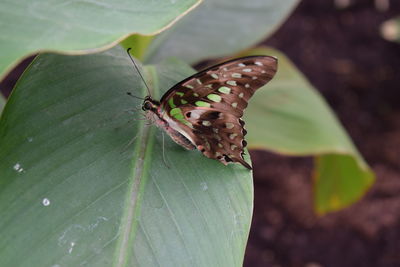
[126,92,145,100]
[127,48,152,97]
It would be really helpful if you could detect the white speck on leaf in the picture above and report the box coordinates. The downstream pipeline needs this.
[13,163,20,170]
[42,198,50,206]
[27,137,33,142]
[200,182,208,191]
[58,224,85,247]
[234,214,244,225]
[57,217,110,254]
[13,163,24,173]
[68,242,75,254]
[88,216,108,231]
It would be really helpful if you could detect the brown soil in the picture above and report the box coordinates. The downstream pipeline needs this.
[245,0,400,266]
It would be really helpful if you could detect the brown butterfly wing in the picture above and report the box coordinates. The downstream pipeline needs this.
[160,56,278,169]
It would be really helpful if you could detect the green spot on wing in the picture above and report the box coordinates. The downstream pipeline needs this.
[195,101,211,107]
[168,97,176,108]
[170,108,185,121]
[183,120,193,128]
[170,107,192,128]
[181,99,188,104]
[207,94,222,102]
[218,86,231,94]
[176,92,184,97]
[170,107,182,117]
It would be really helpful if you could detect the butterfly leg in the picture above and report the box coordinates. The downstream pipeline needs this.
[121,133,139,152]
[162,132,171,169]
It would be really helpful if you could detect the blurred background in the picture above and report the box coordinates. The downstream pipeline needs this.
[1,0,399,266]
[245,0,400,266]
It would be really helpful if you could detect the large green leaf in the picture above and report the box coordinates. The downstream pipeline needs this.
[0,94,5,114]
[241,47,374,214]
[144,0,299,64]
[0,0,201,81]
[0,47,252,266]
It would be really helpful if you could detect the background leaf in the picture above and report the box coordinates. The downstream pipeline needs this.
[381,16,400,43]
[0,0,200,81]
[120,35,154,60]
[240,47,374,214]
[144,0,299,64]
[0,47,252,266]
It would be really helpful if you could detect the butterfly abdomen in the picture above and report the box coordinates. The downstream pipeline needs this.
[165,126,196,150]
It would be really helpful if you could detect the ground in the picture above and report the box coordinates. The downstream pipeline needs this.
[245,0,400,266]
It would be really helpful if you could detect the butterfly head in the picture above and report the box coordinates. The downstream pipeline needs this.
[142,96,160,112]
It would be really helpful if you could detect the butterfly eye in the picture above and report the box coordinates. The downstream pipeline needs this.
[142,101,152,111]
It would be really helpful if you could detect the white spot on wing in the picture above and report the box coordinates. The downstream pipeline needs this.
[226,123,234,129]
[255,61,263,66]
[211,73,218,79]
[229,133,238,140]
[190,109,206,119]
[243,68,252,72]
[202,121,211,126]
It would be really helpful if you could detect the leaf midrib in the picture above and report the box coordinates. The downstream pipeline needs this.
[114,63,160,267]
[114,122,153,267]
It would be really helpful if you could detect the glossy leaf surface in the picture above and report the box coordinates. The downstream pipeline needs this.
[0,47,252,266]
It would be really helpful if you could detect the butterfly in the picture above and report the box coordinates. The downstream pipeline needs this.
[128,49,277,170]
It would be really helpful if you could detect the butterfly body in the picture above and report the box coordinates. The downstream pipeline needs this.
[141,56,278,170]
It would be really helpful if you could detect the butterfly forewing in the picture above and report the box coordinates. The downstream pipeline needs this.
[159,56,278,169]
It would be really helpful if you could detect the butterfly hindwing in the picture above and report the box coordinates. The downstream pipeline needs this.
[159,56,278,169]
[189,109,250,169]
